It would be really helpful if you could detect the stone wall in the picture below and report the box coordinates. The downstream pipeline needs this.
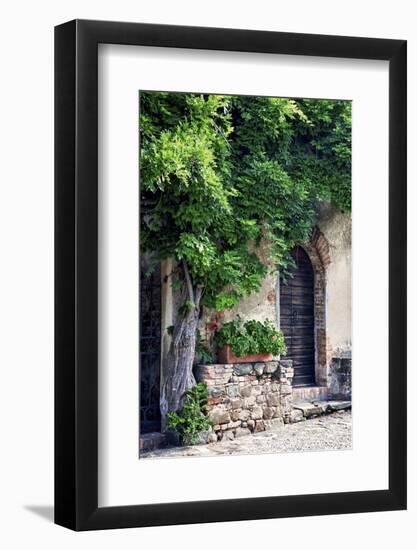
[328,352,352,400]
[195,360,294,441]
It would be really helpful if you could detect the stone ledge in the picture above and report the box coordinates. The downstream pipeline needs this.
[293,400,351,419]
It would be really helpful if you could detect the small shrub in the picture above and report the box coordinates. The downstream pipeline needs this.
[167,384,212,446]
[195,334,215,364]
[215,317,287,358]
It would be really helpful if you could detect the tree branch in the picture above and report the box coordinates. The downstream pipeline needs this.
[182,260,194,303]
[194,285,204,308]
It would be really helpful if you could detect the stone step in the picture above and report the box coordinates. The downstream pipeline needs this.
[292,386,328,402]
[326,400,351,412]
[293,400,351,419]
[139,432,169,452]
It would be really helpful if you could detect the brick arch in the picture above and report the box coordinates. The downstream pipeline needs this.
[310,227,331,269]
[303,227,331,387]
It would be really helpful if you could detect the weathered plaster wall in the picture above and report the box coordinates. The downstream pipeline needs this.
[317,203,352,354]
[205,272,277,325]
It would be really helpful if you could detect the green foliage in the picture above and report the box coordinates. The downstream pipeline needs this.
[215,317,287,357]
[140,91,351,308]
[195,334,215,364]
[167,384,212,445]
[277,99,352,212]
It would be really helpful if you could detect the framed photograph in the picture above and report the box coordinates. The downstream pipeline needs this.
[55,19,406,531]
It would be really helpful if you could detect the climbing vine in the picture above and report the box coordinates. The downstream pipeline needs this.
[140,91,351,413]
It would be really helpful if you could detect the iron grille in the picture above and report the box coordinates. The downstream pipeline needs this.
[140,262,162,433]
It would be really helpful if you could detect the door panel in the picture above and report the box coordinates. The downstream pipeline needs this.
[280,246,315,386]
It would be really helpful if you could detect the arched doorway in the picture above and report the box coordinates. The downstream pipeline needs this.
[280,246,315,386]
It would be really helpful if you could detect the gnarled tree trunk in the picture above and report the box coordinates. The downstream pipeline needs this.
[160,261,203,421]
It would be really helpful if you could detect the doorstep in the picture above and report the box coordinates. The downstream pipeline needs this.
[292,399,351,419]
[139,432,169,452]
[292,385,328,402]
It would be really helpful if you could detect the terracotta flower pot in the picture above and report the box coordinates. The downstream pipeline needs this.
[217,344,273,364]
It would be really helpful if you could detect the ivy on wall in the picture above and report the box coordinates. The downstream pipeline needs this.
[140,91,351,412]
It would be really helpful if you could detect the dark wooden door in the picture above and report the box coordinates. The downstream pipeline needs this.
[140,261,162,433]
[280,246,315,386]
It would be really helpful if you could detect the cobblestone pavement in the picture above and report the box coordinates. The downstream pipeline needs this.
[141,410,352,459]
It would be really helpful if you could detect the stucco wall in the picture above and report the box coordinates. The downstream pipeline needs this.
[316,204,352,353]
[202,272,277,326]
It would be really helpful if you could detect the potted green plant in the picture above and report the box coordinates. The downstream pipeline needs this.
[215,318,287,364]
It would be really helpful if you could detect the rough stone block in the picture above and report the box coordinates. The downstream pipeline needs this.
[266,393,279,407]
[243,396,256,408]
[240,385,252,398]
[217,374,233,385]
[264,361,279,374]
[230,398,242,409]
[226,384,240,398]
[215,365,232,374]
[251,406,263,420]
[273,406,282,418]
[238,409,251,421]
[262,406,275,419]
[207,386,225,398]
[255,420,265,432]
[227,421,241,429]
[233,364,253,376]
[254,363,265,375]
[222,397,231,409]
[210,410,231,425]
[207,396,221,406]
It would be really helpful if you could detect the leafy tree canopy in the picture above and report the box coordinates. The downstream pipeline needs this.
[140,92,351,311]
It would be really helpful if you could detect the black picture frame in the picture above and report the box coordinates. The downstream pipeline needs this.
[55,19,407,531]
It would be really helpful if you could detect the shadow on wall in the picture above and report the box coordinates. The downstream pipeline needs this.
[24,505,54,523]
